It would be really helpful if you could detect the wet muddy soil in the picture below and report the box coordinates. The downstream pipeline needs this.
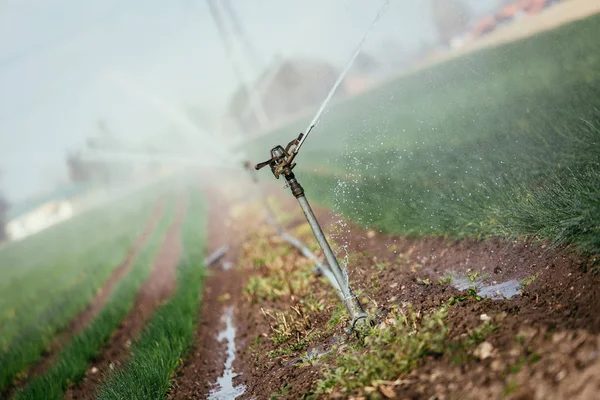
[169,185,257,399]
[173,180,600,399]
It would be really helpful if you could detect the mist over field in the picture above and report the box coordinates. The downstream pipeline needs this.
[1,1,599,399]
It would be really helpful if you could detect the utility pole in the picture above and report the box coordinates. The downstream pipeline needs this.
[206,0,269,130]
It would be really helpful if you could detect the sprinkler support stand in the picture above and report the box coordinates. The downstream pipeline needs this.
[243,161,343,298]
[284,173,368,328]
[255,142,368,329]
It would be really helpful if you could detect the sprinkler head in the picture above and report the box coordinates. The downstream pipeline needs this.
[254,134,304,179]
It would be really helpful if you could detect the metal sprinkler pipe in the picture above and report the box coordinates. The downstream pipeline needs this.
[242,161,343,298]
[283,172,367,328]
[254,143,369,329]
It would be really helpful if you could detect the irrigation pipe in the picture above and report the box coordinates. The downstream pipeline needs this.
[244,164,343,299]
[204,244,229,267]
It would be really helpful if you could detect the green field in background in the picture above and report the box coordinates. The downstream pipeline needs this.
[247,13,600,254]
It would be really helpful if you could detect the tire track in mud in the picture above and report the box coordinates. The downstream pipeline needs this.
[3,201,165,398]
[169,186,254,400]
[64,196,187,400]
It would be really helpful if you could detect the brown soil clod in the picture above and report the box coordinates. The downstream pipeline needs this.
[65,196,187,400]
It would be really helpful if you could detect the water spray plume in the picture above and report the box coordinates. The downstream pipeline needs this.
[295,0,391,155]
[254,0,391,331]
[106,70,233,163]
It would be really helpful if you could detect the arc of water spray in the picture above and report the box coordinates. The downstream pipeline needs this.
[254,0,391,330]
[106,70,241,163]
[294,0,391,154]
[80,149,237,170]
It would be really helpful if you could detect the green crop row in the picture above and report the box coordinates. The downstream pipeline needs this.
[14,194,178,400]
[0,181,172,393]
[97,186,208,400]
[247,14,600,254]
[0,211,158,392]
[0,183,168,348]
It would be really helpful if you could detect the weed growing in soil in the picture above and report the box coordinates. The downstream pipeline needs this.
[311,300,497,398]
[520,274,538,289]
[244,231,315,303]
[239,220,343,362]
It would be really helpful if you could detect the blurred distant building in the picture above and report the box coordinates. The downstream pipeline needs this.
[469,0,565,41]
[343,52,384,96]
[5,184,86,242]
[228,56,341,134]
[431,0,472,46]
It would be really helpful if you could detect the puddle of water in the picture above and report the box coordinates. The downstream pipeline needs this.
[221,261,233,271]
[208,306,246,400]
[451,274,521,300]
[283,336,342,367]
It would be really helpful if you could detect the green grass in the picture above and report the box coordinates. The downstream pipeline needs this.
[14,195,178,400]
[96,186,207,400]
[247,13,600,254]
[0,185,166,393]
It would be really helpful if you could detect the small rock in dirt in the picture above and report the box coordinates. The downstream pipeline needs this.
[517,326,538,341]
[490,360,503,372]
[555,370,567,382]
[552,331,568,344]
[90,367,98,374]
[474,342,494,360]
[390,282,398,289]
[378,385,396,398]
[480,313,492,322]
[363,386,376,394]
[367,230,376,239]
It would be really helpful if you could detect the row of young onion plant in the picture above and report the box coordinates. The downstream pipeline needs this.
[0,190,162,394]
[14,195,177,400]
[97,186,208,400]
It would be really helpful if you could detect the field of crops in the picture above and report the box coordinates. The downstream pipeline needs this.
[0,179,208,399]
[247,12,600,255]
[1,10,599,400]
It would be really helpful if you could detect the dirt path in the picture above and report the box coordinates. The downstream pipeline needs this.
[1,201,165,400]
[168,185,260,399]
[64,197,187,400]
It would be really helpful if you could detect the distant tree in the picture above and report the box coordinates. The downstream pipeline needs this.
[431,0,471,45]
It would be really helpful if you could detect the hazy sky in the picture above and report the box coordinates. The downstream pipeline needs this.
[0,0,499,202]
